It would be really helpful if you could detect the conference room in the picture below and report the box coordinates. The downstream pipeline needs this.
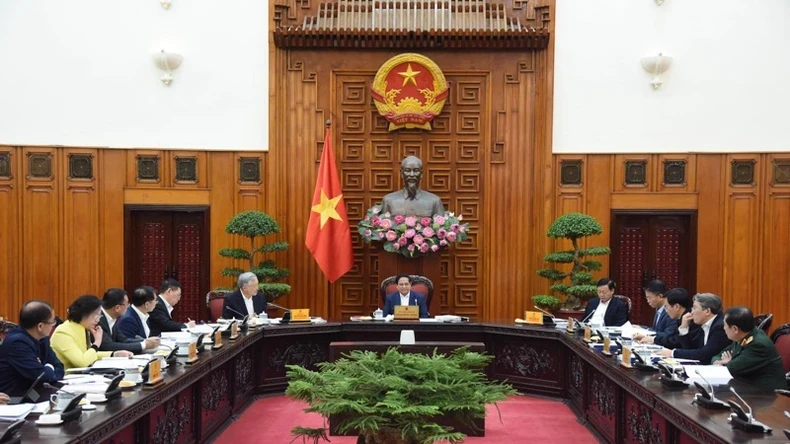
[1,1,790,443]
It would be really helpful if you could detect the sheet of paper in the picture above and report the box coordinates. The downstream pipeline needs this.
[0,403,35,421]
[682,365,733,385]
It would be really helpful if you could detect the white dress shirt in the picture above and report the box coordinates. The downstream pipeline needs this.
[590,299,610,326]
[399,292,411,306]
[101,307,116,331]
[243,295,256,316]
[132,305,151,338]
[160,296,175,317]
[677,314,716,343]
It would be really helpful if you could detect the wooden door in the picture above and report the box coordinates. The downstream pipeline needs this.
[124,208,209,322]
[610,212,696,326]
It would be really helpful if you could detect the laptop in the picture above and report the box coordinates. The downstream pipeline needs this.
[8,372,46,404]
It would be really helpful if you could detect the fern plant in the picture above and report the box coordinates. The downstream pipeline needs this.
[218,211,291,302]
[531,212,611,311]
[286,347,516,444]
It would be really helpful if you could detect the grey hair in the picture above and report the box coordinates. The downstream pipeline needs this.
[237,272,258,289]
[693,293,722,314]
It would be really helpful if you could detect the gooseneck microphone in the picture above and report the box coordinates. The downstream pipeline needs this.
[267,302,291,312]
[225,306,248,319]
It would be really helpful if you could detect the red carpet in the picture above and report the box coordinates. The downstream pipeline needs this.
[216,395,596,443]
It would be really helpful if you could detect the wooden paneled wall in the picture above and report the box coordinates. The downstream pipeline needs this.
[555,153,790,329]
[0,147,268,320]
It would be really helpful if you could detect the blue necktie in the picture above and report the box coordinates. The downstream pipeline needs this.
[653,308,663,330]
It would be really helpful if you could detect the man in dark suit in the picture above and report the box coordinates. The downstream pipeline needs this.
[712,306,786,390]
[634,280,678,344]
[223,272,267,319]
[117,286,159,340]
[651,288,691,349]
[382,274,429,318]
[657,293,730,364]
[103,288,159,352]
[0,301,64,397]
[148,279,195,336]
[582,278,628,327]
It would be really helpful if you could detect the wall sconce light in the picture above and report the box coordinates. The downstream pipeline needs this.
[160,0,172,9]
[153,50,183,86]
[640,53,672,90]
[655,0,665,5]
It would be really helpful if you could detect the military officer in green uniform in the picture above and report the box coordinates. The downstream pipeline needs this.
[712,306,786,390]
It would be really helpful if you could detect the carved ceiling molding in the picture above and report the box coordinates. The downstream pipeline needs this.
[273,1,550,50]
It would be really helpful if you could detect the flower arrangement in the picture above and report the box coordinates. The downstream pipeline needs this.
[357,205,469,258]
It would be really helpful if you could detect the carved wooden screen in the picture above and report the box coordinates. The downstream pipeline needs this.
[125,210,209,323]
[611,213,696,326]
[332,73,486,319]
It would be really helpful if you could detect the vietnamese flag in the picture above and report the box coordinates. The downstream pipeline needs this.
[305,126,354,283]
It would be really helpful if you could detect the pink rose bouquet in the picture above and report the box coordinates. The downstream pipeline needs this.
[357,205,469,258]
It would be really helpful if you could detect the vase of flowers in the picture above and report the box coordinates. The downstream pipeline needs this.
[357,205,469,258]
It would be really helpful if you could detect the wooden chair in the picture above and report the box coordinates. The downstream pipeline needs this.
[613,294,632,321]
[206,291,227,322]
[770,323,790,374]
[380,275,434,314]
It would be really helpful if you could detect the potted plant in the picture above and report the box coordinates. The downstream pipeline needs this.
[531,212,611,313]
[285,347,517,444]
[216,211,291,302]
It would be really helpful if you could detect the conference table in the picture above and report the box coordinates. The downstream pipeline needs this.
[11,320,790,443]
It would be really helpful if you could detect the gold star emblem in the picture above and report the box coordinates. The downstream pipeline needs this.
[398,64,421,87]
[311,190,343,228]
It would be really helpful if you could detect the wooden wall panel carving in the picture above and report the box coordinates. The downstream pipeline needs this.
[331,71,486,319]
[0,148,18,319]
[63,148,99,298]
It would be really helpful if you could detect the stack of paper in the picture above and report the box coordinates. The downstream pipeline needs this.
[683,365,733,386]
[0,403,35,421]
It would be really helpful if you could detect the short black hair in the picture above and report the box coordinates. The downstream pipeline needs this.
[644,280,667,296]
[665,288,691,309]
[395,274,412,284]
[102,288,128,309]
[131,286,157,307]
[160,278,182,294]
[67,295,102,323]
[18,301,54,329]
[724,306,754,332]
[596,278,616,290]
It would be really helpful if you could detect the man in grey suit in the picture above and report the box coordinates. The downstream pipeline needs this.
[98,288,159,353]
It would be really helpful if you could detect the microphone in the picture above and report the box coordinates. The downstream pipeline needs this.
[534,307,555,319]
[224,306,248,320]
[580,309,596,325]
[727,387,772,433]
[267,302,290,312]
[690,369,729,409]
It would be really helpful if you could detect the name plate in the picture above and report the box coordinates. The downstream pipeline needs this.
[620,346,633,368]
[524,311,543,325]
[291,309,310,322]
[566,316,575,333]
[188,342,198,361]
[147,358,162,385]
[602,337,612,356]
[213,330,223,349]
[394,305,419,320]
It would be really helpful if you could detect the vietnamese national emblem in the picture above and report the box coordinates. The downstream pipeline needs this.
[371,53,449,131]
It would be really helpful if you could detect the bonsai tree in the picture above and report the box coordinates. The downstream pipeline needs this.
[531,212,611,311]
[285,347,516,444]
[218,211,291,302]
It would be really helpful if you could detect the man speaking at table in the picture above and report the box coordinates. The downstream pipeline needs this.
[383,274,429,318]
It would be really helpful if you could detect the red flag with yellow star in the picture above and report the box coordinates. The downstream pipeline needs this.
[305,126,353,283]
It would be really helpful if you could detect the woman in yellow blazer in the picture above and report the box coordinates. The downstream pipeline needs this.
[51,295,132,368]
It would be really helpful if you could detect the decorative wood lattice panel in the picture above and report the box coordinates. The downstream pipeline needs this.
[141,222,167,289]
[615,227,645,322]
[175,223,201,322]
[654,228,680,289]
[333,73,485,318]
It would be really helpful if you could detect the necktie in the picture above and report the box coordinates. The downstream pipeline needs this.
[653,309,662,329]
